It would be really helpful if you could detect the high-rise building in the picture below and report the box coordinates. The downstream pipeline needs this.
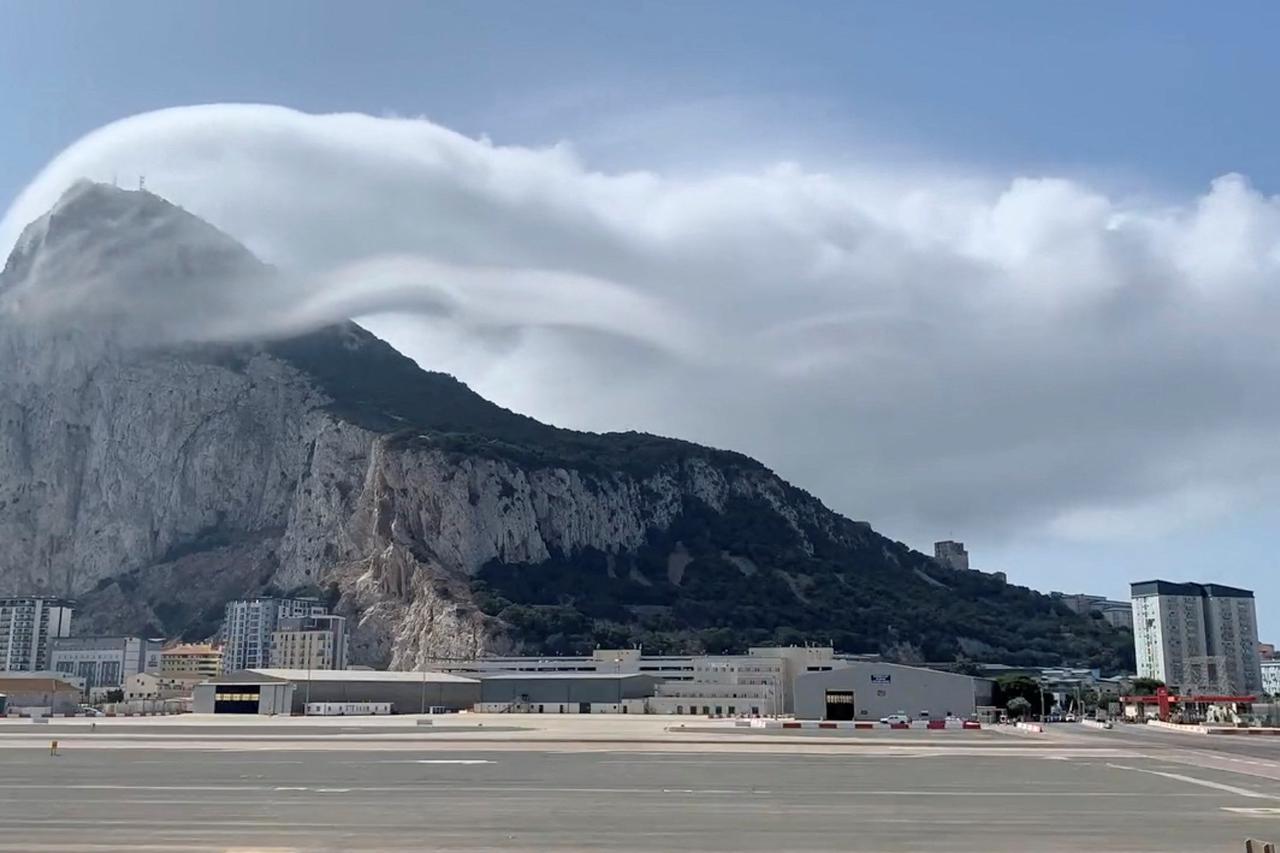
[269,614,348,671]
[160,643,224,678]
[50,636,164,692]
[1259,642,1276,662]
[1130,580,1263,696]
[221,598,327,673]
[933,541,970,572]
[0,597,74,672]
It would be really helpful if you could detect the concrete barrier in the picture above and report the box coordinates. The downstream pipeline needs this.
[1080,719,1113,730]
[749,719,981,731]
[1015,721,1045,733]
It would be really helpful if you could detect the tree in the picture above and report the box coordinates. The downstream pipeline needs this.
[1006,696,1032,718]
[103,689,124,704]
[1131,678,1165,696]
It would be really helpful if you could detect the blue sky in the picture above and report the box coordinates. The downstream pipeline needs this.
[4,2,1280,637]
[6,1,1280,206]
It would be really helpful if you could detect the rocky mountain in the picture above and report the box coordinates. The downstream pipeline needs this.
[0,182,1134,671]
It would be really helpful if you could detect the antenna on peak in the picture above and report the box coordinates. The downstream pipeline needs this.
[138,175,146,191]
[111,172,118,188]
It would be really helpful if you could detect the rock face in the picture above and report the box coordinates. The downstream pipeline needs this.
[0,183,1135,671]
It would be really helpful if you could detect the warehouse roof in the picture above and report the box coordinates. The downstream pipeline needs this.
[477,671,653,681]
[247,668,480,684]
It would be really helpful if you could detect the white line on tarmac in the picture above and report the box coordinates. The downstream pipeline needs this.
[0,782,1230,797]
[1106,763,1280,800]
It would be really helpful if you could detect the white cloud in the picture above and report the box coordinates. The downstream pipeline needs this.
[5,104,1280,552]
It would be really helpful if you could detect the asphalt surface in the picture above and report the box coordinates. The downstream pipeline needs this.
[2,722,1280,852]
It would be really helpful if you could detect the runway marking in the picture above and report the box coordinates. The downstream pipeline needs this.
[0,783,1226,798]
[414,759,494,764]
[1106,763,1280,800]
[1222,807,1280,816]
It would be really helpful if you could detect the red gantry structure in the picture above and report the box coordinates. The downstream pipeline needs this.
[1122,686,1256,722]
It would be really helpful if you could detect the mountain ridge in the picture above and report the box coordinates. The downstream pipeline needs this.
[0,182,1134,672]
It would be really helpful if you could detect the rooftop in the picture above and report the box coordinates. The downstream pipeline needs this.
[477,671,653,681]
[212,668,480,685]
[1131,580,1255,599]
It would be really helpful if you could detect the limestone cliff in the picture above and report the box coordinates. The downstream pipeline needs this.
[0,182,1135,671]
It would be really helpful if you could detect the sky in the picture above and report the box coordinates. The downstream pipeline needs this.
[3,1,1280,638]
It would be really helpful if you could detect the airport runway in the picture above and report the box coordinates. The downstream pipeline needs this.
[0,720,1278,851]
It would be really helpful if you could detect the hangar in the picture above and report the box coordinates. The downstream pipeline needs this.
[794,662,977,721]
[192,669,481,715]
[477,672,657,713]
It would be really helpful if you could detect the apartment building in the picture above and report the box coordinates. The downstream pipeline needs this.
[269,614,348,671]
[0,597,74,672]
[221,598,328,672]
[1131,580,1263,695]
[50,636,164,692]
[160,643,223,678]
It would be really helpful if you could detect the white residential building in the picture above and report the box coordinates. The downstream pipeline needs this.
[160,643,223,678]
[221,598,328,673]
[50,636,164,694]
[1261,660,1280,698]
[270,614,349,671]
[0,597,74,672]
[1131,580,1263,695]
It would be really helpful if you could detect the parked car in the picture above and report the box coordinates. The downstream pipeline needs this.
[78,706,104,717]
[880,713,911,725]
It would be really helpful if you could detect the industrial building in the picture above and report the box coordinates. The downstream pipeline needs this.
[431,645,872,714]
[0,597,74,672]
[476,672,657,713]
[1051,591,1135,631]
[1131,580,1263,695]
[192,669,482,715]
[50,636,164,695]
[0,674,81,715]
[793,662,978,721]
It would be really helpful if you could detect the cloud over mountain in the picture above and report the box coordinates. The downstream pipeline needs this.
[5,104,1280,550]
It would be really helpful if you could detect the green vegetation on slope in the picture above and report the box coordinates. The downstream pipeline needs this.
[473,496,1135,673]
[267,323,758,477]
[268,323,1132,672]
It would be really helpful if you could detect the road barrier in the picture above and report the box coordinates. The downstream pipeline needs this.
[1080,719,1113,730]
[751,719,980,731]
[1146,719,1280,736]
[1015,721,1045,733]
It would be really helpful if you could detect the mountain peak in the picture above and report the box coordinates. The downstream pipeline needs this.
[0,181,266,338]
